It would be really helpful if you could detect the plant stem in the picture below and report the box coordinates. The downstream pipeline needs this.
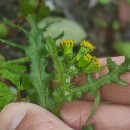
[85,91,100,124]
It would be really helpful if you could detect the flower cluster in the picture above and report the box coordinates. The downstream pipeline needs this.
[60,40,101,73]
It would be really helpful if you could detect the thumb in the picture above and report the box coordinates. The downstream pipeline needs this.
[0,102,73,130]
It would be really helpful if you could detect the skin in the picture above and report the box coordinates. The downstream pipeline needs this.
[0,56,130,130]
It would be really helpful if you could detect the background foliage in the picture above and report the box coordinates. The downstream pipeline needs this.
[0,0,130,60]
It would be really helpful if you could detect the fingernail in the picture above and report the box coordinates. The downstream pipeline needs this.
[0,103,26,130]
[10,110,26,130]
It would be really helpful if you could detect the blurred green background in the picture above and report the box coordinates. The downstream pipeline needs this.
[0,0,130,60]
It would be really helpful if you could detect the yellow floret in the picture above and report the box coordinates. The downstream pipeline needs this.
[93,56,100,68]
[84,54,93,62]
[60,40,74,47]
[80,40,95,52]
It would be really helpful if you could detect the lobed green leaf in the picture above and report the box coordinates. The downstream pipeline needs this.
[0,82,15,110]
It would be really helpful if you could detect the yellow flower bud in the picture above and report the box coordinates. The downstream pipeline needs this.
[85,56,101,73]
[75,40,95,61]
[76,54,93,70]
[80,40,95,52]
[60,40,74,55]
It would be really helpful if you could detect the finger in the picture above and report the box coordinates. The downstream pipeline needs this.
[99,56,130,104]
[61,100,130,130]
[0,102,73,130]
[83,56,130,105]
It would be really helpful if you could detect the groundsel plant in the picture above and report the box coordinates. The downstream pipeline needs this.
[0,15,130,130]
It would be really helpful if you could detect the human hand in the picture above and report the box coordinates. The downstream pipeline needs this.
[0,56,130,130]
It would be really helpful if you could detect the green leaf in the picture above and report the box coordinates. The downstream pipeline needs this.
[3,18,28,35]
[113,41,130,56]
[92,17,108,28]
[112,21,120,31]
[82,125,94,130]
[98,0,111,5]
[124,56,130,71]
[38,17,87,45]
[35,4,50,21]
[19,0,38,17]
[0,55,5,73]
[20,76,34,91]
[45,36,65,84]
[25,15,53,109]
[0,23,9,38]
[0,39,25,50]
[19,0,50,21]
[53,31,64,41]
[0,82,15,110]
[1,63,26,86]
[114,79,128,86]
[106,57,117,71]
[127,0,130,4]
